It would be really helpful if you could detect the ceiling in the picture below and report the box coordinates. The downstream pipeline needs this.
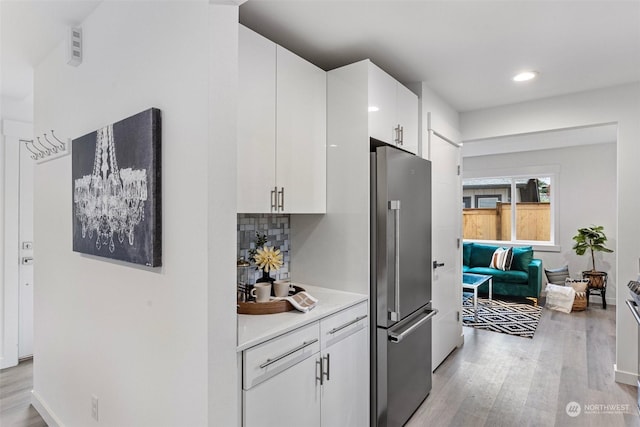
[0,1,101,121]
[2,1,639,123]
[240,0,640,112]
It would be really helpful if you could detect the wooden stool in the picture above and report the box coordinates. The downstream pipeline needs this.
[582,271,608,309]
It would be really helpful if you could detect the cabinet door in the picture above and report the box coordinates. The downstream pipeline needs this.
[244,355,321,427]
[396,84,419,155]
[368,63,398,146]
[276,46,327,213]
[320,328,369,427]
[238,26,277,213]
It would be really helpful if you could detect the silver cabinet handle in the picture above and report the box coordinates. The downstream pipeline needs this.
[277,187,285,211]
[399,125,404,145]
[394,125,399,144]
[389,200,401,321]
[328,315,367,335]
[270,186,277,212]
[316,357,324,385]
[323,353,330,382]
[626,300,640,324]
[389,309,438,343]
[259,338,318,369]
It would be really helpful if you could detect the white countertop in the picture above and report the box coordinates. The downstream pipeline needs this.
[237,284,368,351]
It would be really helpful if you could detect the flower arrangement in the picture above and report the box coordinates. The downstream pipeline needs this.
[253,246,283,273]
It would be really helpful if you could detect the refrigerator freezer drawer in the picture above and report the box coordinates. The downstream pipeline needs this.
[375,306,434,427]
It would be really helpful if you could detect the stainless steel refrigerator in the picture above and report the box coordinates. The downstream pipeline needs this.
[370,144,437,427]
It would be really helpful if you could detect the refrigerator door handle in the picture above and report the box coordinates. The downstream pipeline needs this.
[626,300,640,324]
[389,200,401,321]
[388,309,438,343]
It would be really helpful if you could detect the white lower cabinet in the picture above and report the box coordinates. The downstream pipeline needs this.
[244,355,321,427]
[320,326,368,427]
[242,302,368,427]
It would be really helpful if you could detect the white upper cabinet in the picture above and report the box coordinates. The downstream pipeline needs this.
[276,46,327,214]
[238,26,277,213]
[395,83,419,154]
[368,64,418,154]
[238,25,327,214]
[368,65,397,145]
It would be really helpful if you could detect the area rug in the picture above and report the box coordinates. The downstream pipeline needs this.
[462,297,542,339]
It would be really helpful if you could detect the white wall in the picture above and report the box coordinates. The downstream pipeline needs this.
[291,60,370,295]
[463,142,617,304]
[460,83,640,386]
[31,2,238,426]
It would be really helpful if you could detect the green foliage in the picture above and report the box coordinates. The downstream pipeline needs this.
[572,225,613,271]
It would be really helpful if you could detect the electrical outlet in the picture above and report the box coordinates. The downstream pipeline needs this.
[91,395,99,421]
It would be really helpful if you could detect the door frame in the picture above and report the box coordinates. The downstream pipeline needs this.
[1,119,33,369]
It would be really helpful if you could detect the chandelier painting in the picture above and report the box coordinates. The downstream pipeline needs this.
[72,108,162,267]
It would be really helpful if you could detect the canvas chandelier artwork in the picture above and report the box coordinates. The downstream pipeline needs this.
[72,108,161,267]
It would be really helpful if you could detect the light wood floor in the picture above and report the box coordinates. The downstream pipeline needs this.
[408,303,639,427]
[1,305,637,427]
[0,359,47,427]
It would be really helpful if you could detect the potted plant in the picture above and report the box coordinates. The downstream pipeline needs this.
[572,225,613,296]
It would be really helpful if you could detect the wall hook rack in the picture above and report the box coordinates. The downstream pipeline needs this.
[24,130,70,163]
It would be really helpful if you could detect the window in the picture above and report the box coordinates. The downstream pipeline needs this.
[462,174,555,245]
[462,196,471,209]
[475,195,502,208]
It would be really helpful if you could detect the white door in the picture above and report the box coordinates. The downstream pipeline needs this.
[19,141,35,359]
[428,130,462,371]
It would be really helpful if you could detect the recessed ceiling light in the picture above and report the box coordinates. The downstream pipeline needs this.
[513,71,538,82]
[368,106,379,112]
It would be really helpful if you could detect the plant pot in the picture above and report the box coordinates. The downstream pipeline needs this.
[582,270,607,289]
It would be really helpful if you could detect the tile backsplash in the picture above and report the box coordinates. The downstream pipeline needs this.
[237,214,290,284]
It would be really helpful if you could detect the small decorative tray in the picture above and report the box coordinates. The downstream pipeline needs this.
[237,285,306,315]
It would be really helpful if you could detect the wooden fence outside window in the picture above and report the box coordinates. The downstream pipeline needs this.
[463,202,551,241]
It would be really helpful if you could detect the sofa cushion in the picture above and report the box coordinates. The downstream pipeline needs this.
[511,246,534,272]
[467,267,528,283]
[463,265,471,273]
[463,242,474,266]
[469,243,499,268]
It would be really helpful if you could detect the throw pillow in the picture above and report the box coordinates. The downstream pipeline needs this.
[489,247,513,271]
[566,278,589,294]
[544,265,570,285]
[511,246,534,272]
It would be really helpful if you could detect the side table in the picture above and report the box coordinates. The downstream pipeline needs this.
[582,270,608,309]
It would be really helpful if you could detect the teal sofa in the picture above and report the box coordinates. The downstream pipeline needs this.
[463,242,542,300]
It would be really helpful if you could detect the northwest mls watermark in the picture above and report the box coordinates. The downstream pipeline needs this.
[566,401,633,417]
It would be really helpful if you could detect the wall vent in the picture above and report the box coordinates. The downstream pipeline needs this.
[66,27,82,66]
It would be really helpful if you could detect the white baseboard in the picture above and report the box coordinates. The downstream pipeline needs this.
[31,389,65,427]
[614,364,638,386]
